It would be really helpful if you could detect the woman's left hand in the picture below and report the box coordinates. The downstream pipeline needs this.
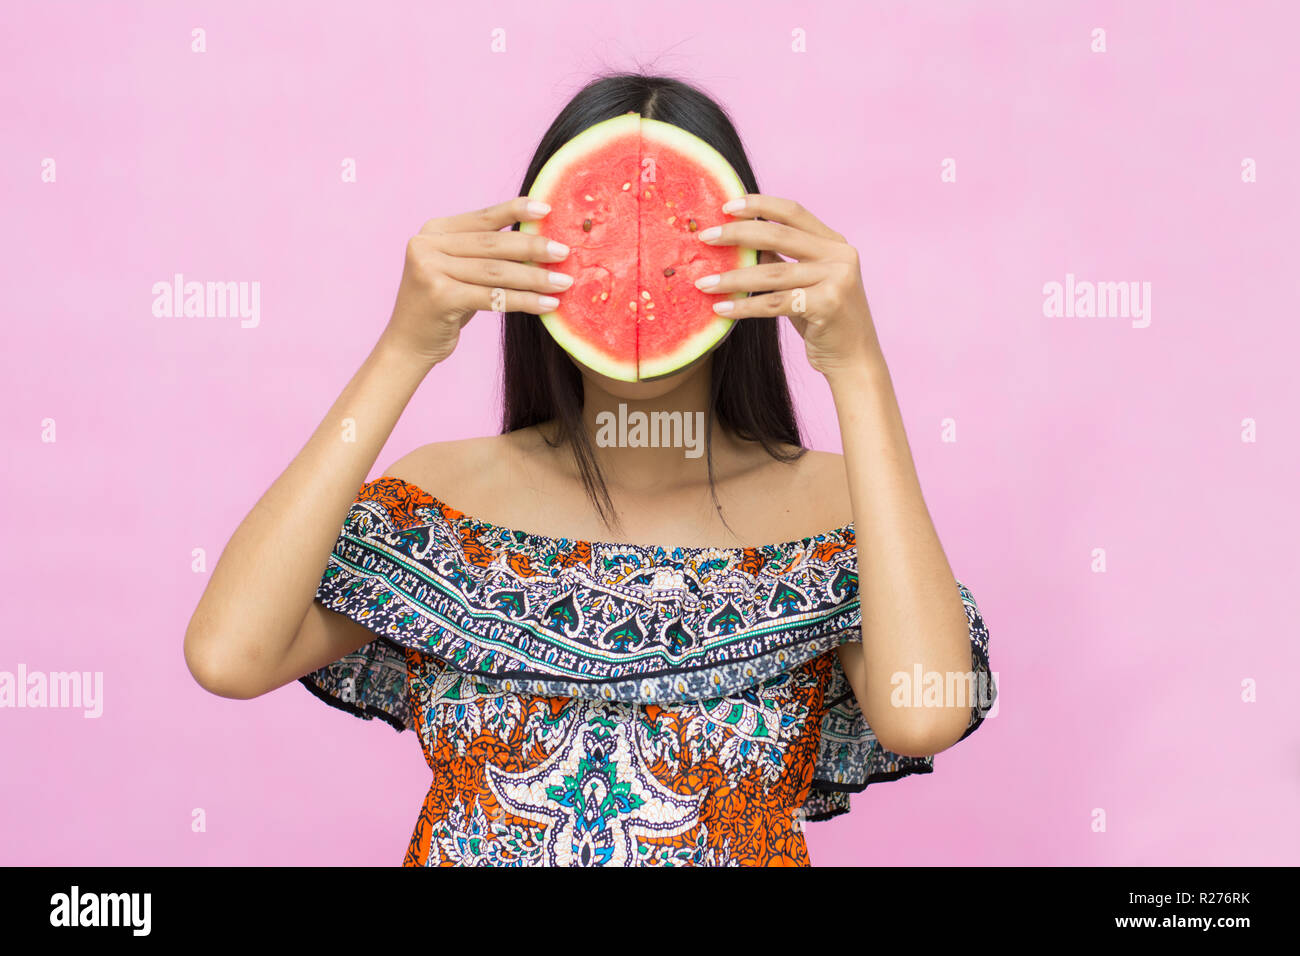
[695,194,882,379]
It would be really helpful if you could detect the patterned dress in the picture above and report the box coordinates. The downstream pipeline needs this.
[299,476,997,866]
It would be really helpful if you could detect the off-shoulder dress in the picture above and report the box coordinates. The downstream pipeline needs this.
[299,476,997,866]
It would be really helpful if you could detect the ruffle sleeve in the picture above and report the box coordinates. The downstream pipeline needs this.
[801,579,997,822]
[297,483,417,733]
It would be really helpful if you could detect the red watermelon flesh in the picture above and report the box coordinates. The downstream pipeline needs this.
[521,113,755,382]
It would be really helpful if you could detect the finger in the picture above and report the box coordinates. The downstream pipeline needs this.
[719,194,845,243]
[438,255,574,294]
[421,196,552,236]
[693,260,827,294]
[433,229,569,263]
[709,288,813,320]
[448,281,562,316]
[697,219,838,262]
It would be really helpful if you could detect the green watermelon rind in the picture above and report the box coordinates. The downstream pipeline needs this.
[636,118,758,381]
[521,113,640,382]
[521,113,758,382]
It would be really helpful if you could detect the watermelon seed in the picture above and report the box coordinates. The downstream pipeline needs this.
[667,216,676,225]
[600,291,608,301]
[582,218,592,232]
[641,290,651,299]
[644,190,651,199]
[584,194,594,201]
[663,267,675,277]
[688,218,698,232]
[622,182,631,191]
[629,301,637,310]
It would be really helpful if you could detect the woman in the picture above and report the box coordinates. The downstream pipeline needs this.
[184,72,996,867]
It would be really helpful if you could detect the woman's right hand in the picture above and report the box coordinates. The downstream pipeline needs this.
[379,196,573,368]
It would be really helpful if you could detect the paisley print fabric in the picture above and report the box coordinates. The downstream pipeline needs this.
[299,476,997,865]
[401,647,834,866]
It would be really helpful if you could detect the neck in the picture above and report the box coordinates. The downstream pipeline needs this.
[575,361,724,494]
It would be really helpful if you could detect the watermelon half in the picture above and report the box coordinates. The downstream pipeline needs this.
[520,113,757,382]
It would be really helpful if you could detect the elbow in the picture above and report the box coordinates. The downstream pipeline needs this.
[184,624,261,700]
[873,708,971,758]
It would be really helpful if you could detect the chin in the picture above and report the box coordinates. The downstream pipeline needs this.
[577,357,708,401]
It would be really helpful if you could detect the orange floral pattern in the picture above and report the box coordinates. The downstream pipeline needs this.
[400,647,835,867]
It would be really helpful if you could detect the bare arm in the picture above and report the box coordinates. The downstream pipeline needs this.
[183,196,570,699]
[183,338,434,699]
[830,359,973,758]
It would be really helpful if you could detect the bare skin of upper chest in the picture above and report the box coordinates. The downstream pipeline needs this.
[383,425,855,549]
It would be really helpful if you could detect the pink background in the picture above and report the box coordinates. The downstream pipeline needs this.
[2,0,1297,866]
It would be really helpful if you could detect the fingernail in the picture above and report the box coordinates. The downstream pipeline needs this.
[697,226,721,242]
[526,200,551,217]
[538,295,560,310]
[722,198,745,214]
[713,300,734,313]
[695,274,720,289]
[548,272,573,289]
[547,241,569,258]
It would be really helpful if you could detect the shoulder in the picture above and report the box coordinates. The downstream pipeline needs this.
[380,433,514,504]
[749,444,854,534]
[378,426,555,515]
[794,447,854,530]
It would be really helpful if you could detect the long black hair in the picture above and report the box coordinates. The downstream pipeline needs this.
[502,72,804,532]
